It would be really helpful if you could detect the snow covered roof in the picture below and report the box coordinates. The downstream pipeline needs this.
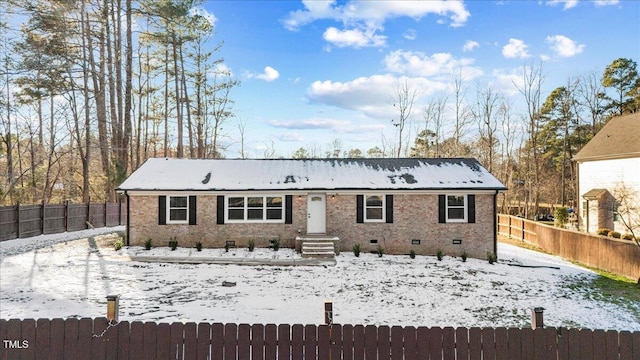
[117,158,507,192]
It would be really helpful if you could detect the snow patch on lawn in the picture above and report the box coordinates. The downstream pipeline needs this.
[1,227,638,331]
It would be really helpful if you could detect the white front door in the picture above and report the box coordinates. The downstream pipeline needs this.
[307,193,326,234]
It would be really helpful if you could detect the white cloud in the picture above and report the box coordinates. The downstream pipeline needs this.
[462,40,480,52]
[269,118,350,130]
[546,0,579,10]
[212,63,233,77]
[546,35,585,57]
[502,38,531,59]
[277,132,305,142]
[383,50,483,80]
[247,66,280,82]
[403,29,417,41]
[323,26,386,48]
[491,68,525,97]
[189,7,217,26]
[307,74,447,120]
[594,0,619,6]
[283,0,470,48]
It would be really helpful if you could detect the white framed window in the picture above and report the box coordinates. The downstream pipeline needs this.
[226,195,284,223]
[446,195,467,222]
[364,195,385,222]
[167,195,189,224]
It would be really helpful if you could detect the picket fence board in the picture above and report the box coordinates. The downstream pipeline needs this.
[1,318,640,360]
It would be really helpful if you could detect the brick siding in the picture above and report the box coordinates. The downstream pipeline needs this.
[128,193,496,259]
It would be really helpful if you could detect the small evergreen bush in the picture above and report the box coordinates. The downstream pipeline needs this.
[461,251,468,262]
[487,252,497,264]
[113,237,123,251]
[144,238,152,250]
[377,244,385,257]
[168,237,178,251]
[248,239,255,252]
[352,243,361,257]
[554,207,569,227]
[597,228,612,236]
[608,231,621,239]
[196,242,202,252]
[224,242,230,252]
[409,249,416,259]
[436,250,443,261]
[271,238,280,251]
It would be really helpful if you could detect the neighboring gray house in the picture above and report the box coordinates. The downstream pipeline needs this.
[117,158,506,259]
[574,113,640,234]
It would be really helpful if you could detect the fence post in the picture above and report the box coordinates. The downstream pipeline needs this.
[41,199,46,235]
[16,202,20,239]
[65,200,69,232]
[106,295,120,322]
[531,307,544,329]
[325,301,333,325]
[86,197,91,229]
[104,200,108,227]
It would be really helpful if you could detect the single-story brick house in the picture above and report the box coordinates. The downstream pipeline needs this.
[117,158,506,259]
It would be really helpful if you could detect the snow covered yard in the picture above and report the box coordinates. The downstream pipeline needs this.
[1,227,639,331]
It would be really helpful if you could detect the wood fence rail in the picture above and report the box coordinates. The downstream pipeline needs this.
[0,201,126,242]
[1,318,639,360]
[497,214,640,281]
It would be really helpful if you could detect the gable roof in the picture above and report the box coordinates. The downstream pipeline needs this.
[117,158,507,192]
[573,113,640,162]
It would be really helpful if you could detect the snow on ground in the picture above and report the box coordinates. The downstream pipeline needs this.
[1,227,639,331]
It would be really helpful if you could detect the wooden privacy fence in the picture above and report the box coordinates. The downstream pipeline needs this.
[2,318,639,360]
[0,201,126,242]
[497,214,640,281]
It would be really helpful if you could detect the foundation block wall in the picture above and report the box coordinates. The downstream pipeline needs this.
[128,193,496,259]
[327,194,495,259]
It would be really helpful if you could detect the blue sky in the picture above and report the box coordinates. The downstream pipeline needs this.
[199,0,639,158]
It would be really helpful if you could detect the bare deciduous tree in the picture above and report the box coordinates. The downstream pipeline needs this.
[391,79,418,158]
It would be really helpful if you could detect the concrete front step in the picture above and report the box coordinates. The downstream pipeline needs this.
[296,235,339,258]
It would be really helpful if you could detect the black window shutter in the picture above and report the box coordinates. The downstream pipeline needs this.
[356,195,364,223]
[189,195,197,225]
[285,195,293,224]
[216,195,225,225]
[158,196,166,225]
[438,195,446,223]
[468,194,476,223]
[385,195,393,223]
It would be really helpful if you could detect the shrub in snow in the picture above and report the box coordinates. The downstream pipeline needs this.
[352,243,361,257]
[621,233,634,241]
[487,252,497,264]
[144,238,152,250]
[196,242,202,252]
[377,244,384,257]
[597,228,612,236]
[113,238,123,251]
[224,242,230,252]
[168,237,178,251]
[248,239,255,252]
[436,250,443,261]
[271,238,280,251]
[608,231,621,239]
[409,249,416,259]
[461,251,468,262]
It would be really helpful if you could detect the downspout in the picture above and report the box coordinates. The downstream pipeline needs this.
[494,190,499,259]
[125,190,130,246]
